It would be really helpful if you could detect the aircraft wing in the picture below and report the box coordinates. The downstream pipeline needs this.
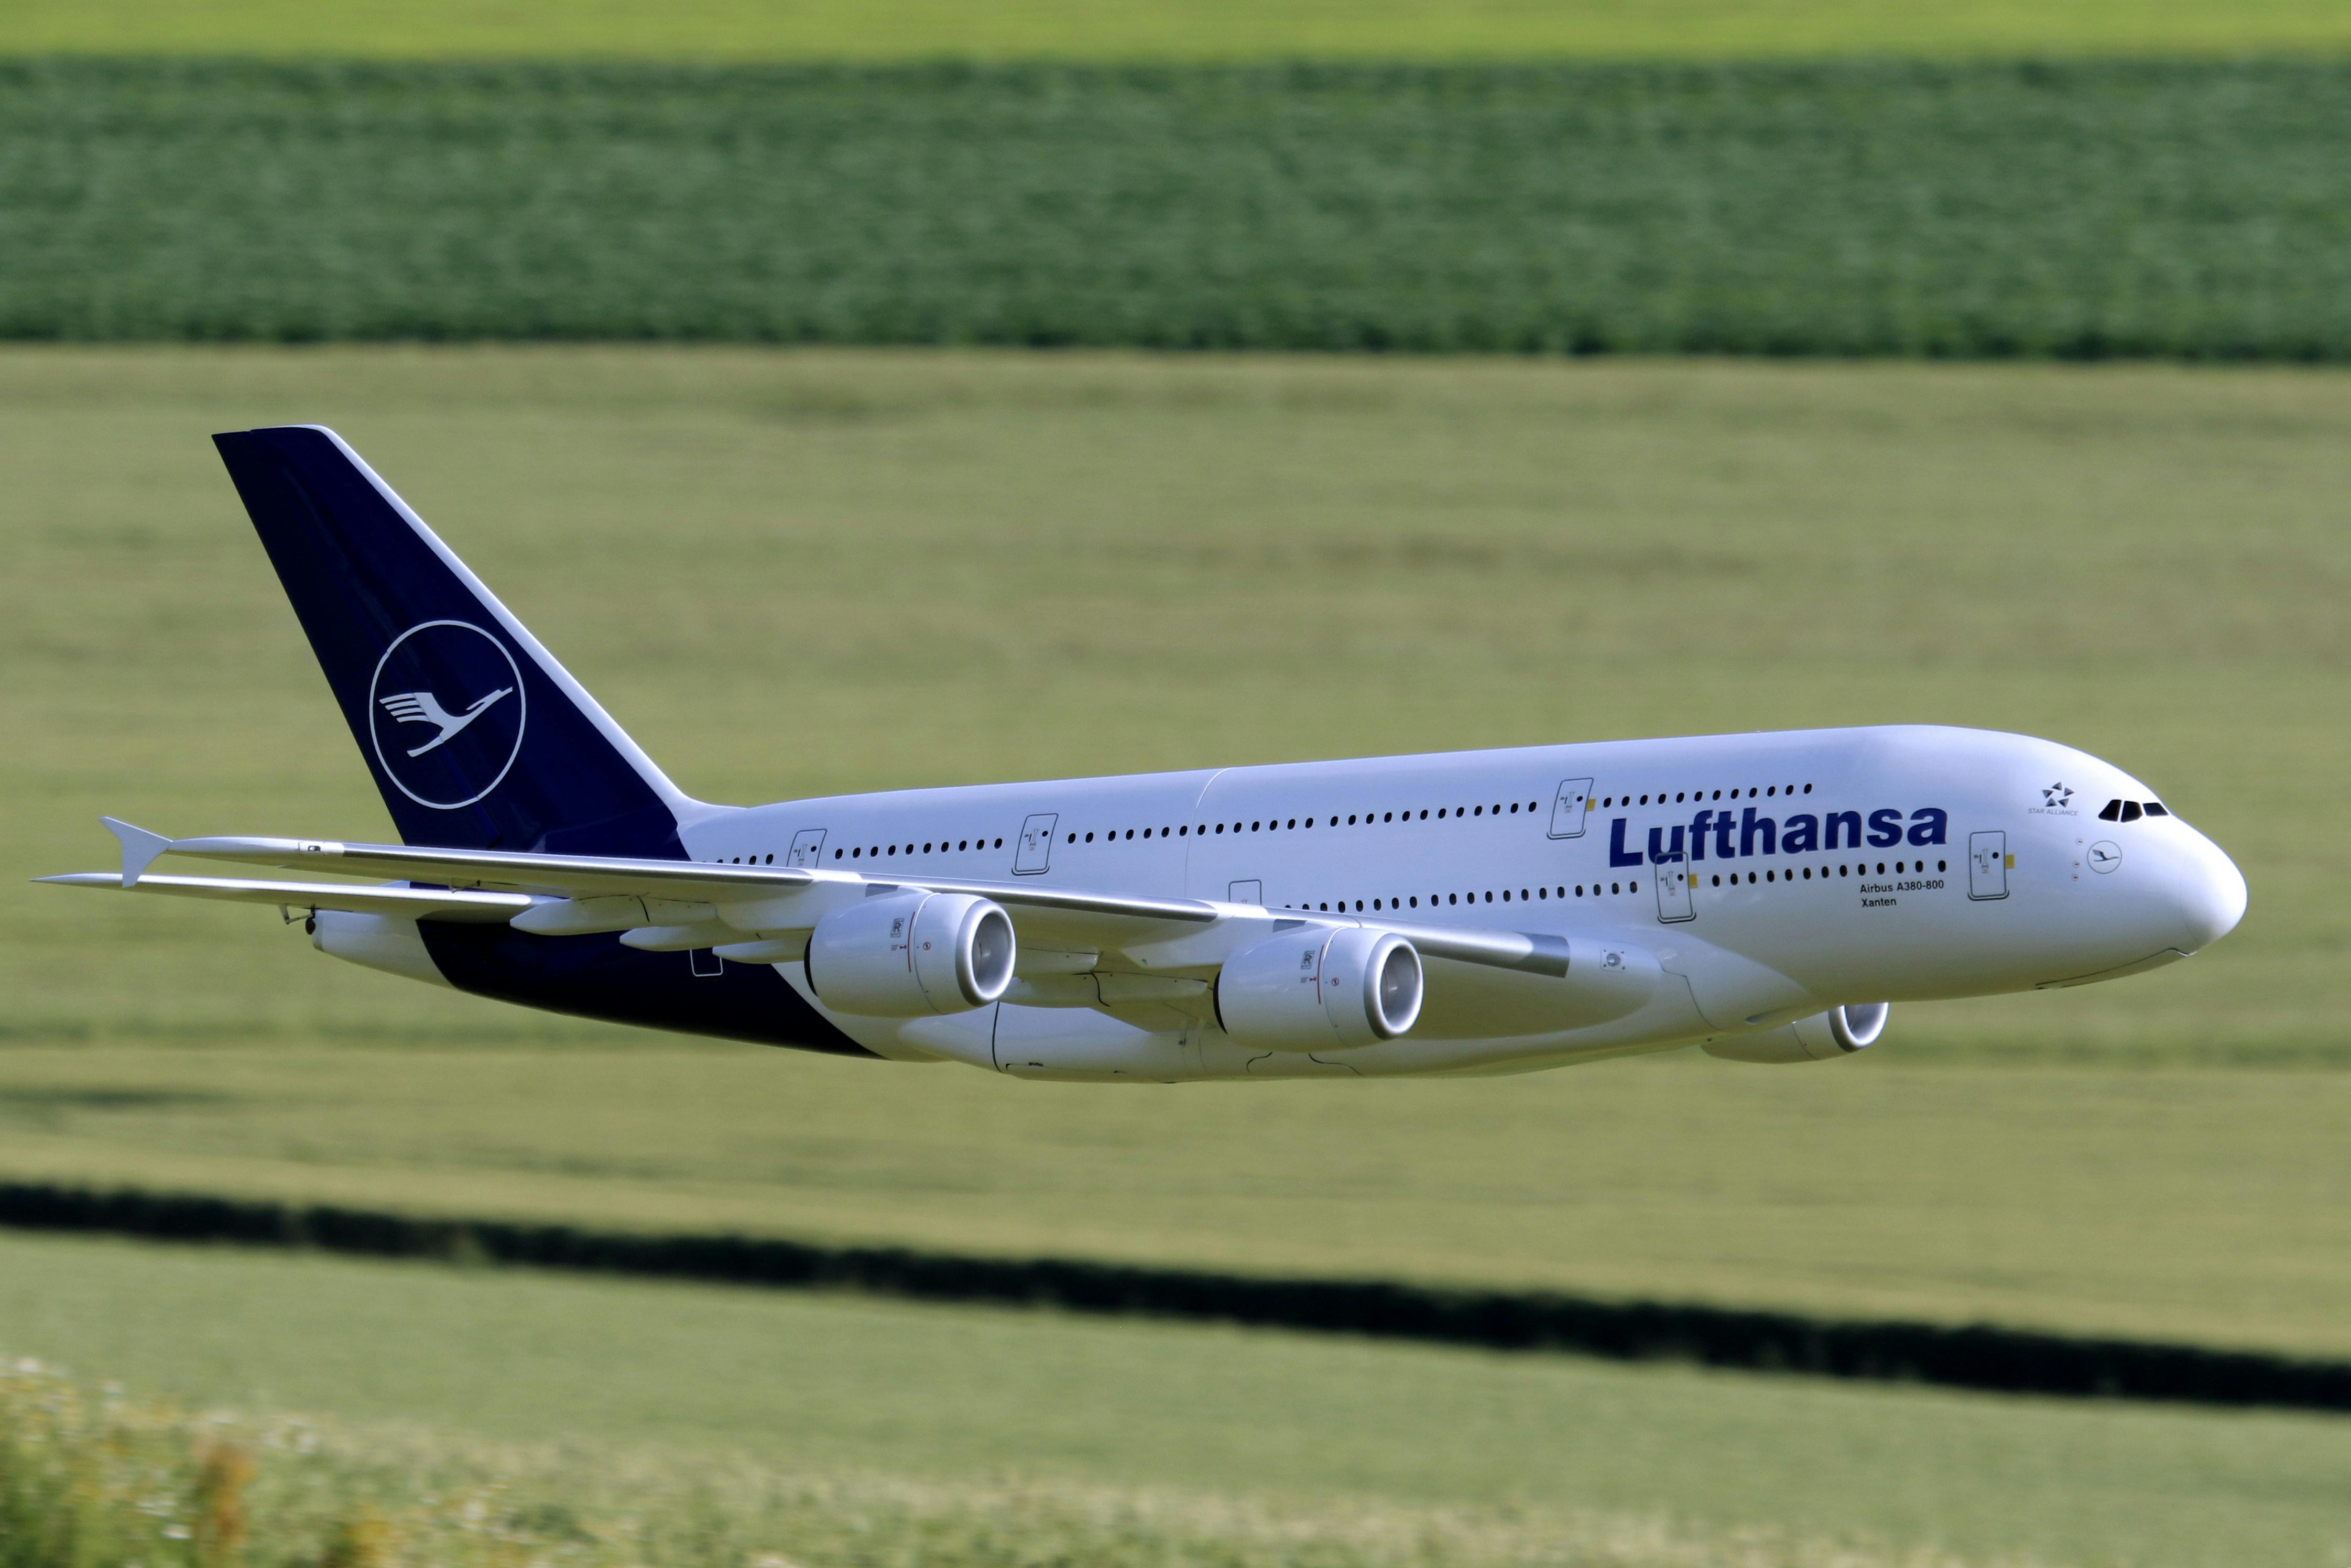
[41,822,1570,979]
[154,831,1227,928]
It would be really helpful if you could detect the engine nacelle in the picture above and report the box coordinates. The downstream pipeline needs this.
[806,890,1015,1017]
[1215,927,1422,1051]
[311,910,449,988]
[1704,1001,1889,1064]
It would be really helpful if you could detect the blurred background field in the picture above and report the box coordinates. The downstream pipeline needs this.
[4,1046,2347,1358]
[9,59,2351,357]
[11,0,2351,61]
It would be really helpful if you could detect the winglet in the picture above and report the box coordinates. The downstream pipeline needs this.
[102,818,172,887]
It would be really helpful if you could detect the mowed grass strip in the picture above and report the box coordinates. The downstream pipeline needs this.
[3,1047,2349,1360]
[12,0,2351,62]
[8,1231,2351,1568]
[7,59,2351,357]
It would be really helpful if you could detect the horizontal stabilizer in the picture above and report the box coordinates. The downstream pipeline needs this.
[35,872,533,924]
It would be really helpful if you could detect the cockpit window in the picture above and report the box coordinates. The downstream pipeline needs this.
[2099,799,2163,822]
[2098,799,2123,821]
[2143,801,2169,816]
[2120,801,2143,822]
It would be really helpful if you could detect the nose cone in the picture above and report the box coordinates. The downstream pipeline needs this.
[2170,828,2248,952]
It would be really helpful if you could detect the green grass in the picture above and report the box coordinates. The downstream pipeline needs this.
[0,1358,2004,1568]
[9,60,2351,357]
[8,0,2351,62]
[4,1046,2350,1358]
[8,1231,2351,1568]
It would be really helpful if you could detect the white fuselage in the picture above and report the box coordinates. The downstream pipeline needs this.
[672,724,2246,1081]
[155,430,2246,1084]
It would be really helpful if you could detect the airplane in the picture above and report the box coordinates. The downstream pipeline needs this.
[39,426,2248,1081]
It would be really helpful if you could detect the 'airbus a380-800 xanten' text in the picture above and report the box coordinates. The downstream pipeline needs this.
[41,428,2248,1080]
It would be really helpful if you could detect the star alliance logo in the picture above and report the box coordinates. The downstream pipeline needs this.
[2030,781,2079,818]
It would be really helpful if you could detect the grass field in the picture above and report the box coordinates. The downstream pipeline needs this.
[4,1046,2350,1359]
[8,60,2351,357]
[13,1358,1959,1568]
[8,0,2351,61]
[7,1231,2351,1568]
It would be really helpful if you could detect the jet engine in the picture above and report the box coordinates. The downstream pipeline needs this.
[1704,1001,1889,1064]
[805,890,1015,1017]
[1215,927,1422,1051]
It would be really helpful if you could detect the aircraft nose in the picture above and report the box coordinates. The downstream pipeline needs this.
[2168,827,2247,952]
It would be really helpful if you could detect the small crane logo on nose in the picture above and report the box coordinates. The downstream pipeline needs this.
[2088,840,2122,873]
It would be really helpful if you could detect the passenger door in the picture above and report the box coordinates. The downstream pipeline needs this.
[1652,853,1694,923]
[1015,813,1058,875]
[1549,778,1594,839]
[785,829,827,868]
[1968,831,2009,900]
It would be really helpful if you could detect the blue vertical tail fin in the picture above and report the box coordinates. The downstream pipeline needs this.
[213,424,694,856]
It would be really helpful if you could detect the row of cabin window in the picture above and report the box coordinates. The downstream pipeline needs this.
[837,837,1005,859]
[1286,883,1639,912]
[905,787,1834,847]
[704,789,1858,865]
[1065,802,1546,843]
[739,801,1572,865]
[1276,858,1948,912]
[2098,799,2169,822]
[705,840,1016,863]
[1707,858,1944,886]
[700,850,1953,894]
[713,832,1937,875]
[716,811,1576,866]
[1601,783,1813,807]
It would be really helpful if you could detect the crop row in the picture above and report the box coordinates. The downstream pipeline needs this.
[5,59,2350,355]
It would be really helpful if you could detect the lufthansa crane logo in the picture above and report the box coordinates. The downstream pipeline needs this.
[366,620,527,809]
[378,686,513,757]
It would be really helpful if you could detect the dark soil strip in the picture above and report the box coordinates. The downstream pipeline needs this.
[4,1179,2345,1413]
[8,59,2351,358]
